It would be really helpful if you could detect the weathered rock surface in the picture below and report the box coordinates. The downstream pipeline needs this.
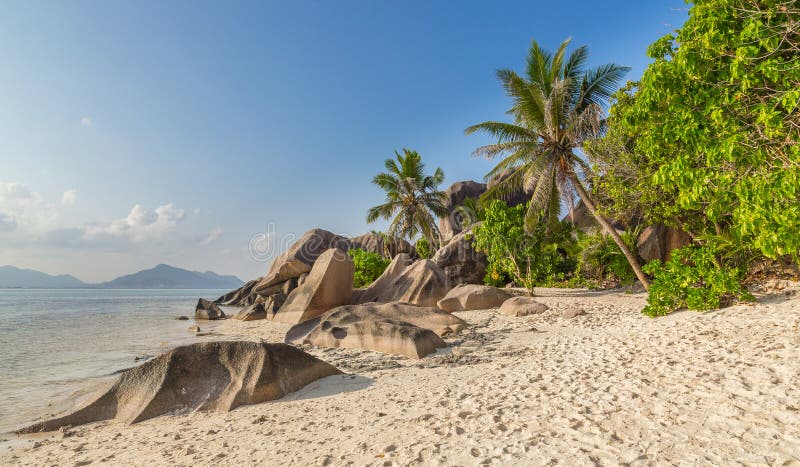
[285,302,467,359]
[432,230,487,285]
[437,284,515,312]
[637,225,693,262]
[273,249,354,324]
[234,302,267,321]
[349,233,415,258]
[498,296,549,316]
[561,306,585,319]
[637,225,666,262]
[665,228,692,261]
[195,298,225,320]
[438,181,487,241]
[262,293,286,319]
[253,229,351,294]
[215,279,259,306]
[297,273,309,287]
[352,255,449,307]
[486,169,534,208]
[18,342,341,433]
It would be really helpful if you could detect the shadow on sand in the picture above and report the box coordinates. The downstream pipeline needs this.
[279,374,374,402]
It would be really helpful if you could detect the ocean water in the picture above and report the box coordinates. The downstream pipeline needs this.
[0,289,229,433]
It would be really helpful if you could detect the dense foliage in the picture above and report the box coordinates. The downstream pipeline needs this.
[590,1,799,259]
[642,243,754,317]
[575,230,638,285]
[367,149,448,246]
[348,249,391,288]
[471,200,578,290]
[415,237,433,260]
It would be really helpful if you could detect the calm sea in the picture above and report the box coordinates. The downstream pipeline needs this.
[0,288,229,433]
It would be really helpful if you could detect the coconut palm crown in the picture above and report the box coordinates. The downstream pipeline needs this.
[466,37,651,289]
[367,149,448,246]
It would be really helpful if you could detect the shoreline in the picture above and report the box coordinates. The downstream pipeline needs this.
[4,286,800,465]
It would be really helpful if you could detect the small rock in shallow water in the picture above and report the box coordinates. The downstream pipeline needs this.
[175,316,189,320]
[188,325,200,333]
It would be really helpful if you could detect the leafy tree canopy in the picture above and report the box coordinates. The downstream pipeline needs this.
[592,0,799,259]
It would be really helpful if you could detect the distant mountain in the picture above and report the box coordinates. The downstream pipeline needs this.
[0,264,244,289]
[96,264,244,289]
[0,265,88,288]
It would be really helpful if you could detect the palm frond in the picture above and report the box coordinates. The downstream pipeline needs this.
[465,121,535,143]
[472,141,533,160]
[525,39,553,92]
[577,64,630,111]
[483,147,534,182]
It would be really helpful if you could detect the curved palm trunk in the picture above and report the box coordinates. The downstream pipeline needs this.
[567,173,651,291]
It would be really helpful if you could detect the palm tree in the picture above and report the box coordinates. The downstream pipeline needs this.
[367,149,448,247]
[465,38,650,290]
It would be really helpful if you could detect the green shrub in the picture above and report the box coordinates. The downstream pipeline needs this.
[348,249,391,288]
[415,238,433,260]
[642,243,753,317]
[471,200,578,291]
[575,230,638,285]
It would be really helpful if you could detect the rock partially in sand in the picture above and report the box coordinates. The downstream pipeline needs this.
[263,293,286,320]
[18,341,341,433]
[352,255,449,307]
[188,325,200,333]
[437,284,515,312]
[234,303,267,321]
[253,229,351,294]
[273,248,354,324]
[498,296,549,317]
[285,302,466,358]
[195,298,226,320]
[432,229,488,285]
[561,306,585,319]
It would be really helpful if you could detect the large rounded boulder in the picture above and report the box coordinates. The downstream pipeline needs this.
[253,229,351,294]
[432,229,488,285]
[438,181,486,242]
[285,302,467,359]
[18,341,341,433]
[437,284,516,312]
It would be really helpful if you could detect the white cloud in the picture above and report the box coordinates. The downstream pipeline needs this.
[201,227,223,245]
[80,117,93,127]
[61,189,77,205]
[83,203,186,243]
[0,182,34,202]
[0,182,56,231]
[0,212,17,232]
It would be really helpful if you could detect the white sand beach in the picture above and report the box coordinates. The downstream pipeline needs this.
[3,285,800,466]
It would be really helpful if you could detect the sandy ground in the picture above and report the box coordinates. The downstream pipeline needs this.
[3,286,800,466]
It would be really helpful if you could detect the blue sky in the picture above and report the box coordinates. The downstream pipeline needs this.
[0,0,688,282]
